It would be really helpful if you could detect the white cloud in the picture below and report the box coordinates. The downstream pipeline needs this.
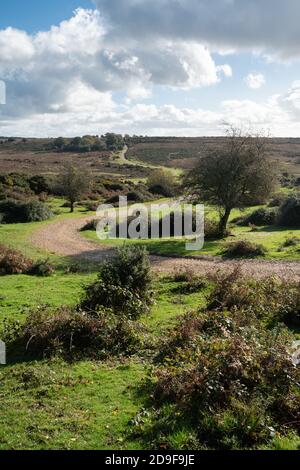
[245,73,266,89]
[95,0,300,60]
[2,81,300,137]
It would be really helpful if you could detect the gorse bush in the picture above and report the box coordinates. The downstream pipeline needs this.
[81,245,153,319]
[223,240,266,258]
[278,195,300,227]
[5,306,143,360]
[141,298,300,450]
[0,199,52,223]
[234,208,277,227]
[208,268,300,327]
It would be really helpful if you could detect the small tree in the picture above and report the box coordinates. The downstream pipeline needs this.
[60,163,90,212]
[147,169,178,197]
[186,129,276,236]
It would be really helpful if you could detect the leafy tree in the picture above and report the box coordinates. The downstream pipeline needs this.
[104,133,124,151]
[186,128,276,236]
[60,163,90,212]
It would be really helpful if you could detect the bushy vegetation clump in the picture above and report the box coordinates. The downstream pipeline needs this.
[81,246,153,319]
[4,306,143,360]
[148,310,299,450]
[136,270,300,450]
[0,199,52,223]
[0,245,54,276]
[147,169,178,197]
[223,240,267,258]
[208,268,300,327]
[0,245,33,275]
[234,208,277,227]
[277,195,300,227]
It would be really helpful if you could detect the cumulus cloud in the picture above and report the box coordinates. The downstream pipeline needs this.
[94,0,300,59]
[0,8,232,120]
[2,81,300,138]
[245,73,266,89]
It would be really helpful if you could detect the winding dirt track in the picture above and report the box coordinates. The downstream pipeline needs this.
[30,215,300,280]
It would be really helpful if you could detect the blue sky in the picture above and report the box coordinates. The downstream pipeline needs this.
[1,0,300,137]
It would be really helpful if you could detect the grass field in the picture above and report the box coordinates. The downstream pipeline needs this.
[82,205,300,260]
[0,186,299,450]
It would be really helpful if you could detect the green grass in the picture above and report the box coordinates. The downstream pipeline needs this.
[0,197,94,263]
[83,224,300,260]
[0,269,209,450]
[0,198,299,450]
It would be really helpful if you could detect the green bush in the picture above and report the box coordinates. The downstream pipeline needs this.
[0,199,52,223]
[277,195,300,227]
[80,246,153,319]
[223,240,266,258]
[234,208,277,226]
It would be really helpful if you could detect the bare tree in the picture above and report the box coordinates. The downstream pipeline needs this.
[186,128,277,236]
[60,163,90,213]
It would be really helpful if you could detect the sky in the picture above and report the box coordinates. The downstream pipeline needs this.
[1,0,300,137]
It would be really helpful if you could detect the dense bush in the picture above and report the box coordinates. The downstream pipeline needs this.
[148,309,300,449]
[147,169,178,197]
[4,306,143,360]
[0,245,33,275]
[208,268,300,327]
[277,195,300,227]
[223,240,266,258]
[234,208,277,227]
[0,199,52,223]
[80,246,153,319]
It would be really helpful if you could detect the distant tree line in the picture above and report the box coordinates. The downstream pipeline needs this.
[49,133,124,153]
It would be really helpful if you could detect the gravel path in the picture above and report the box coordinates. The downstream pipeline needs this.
[31,215,300,280]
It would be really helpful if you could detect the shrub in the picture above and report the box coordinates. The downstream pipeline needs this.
[0,199,52,223]
[26,260,54,277]
[147,170,178,197]
[80,246,153,319]
[148,309,300,449]
[268,193,286,208]
[277,195,300,227]
[281,237,300,248]
[80,219,99,231]
[234,208,277,227]
[5,306,143,360]
[0,245,32,275]
[223,240,266,258]
[23,201,53,222]
[208,268,300,327]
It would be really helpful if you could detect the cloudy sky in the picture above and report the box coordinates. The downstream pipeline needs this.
[1,0,300,137]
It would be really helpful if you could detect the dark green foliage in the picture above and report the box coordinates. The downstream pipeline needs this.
[0,199,52,223]
[26,260,54,277]
[147,169,178,197]
[278,195,300,227]
[224,240,266,258]
[104,133,124,151]
[28,175,49,195]
[80,219,99,231]
[81,246,153,319]
[5,306,143,360]
[234,208,277,227]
